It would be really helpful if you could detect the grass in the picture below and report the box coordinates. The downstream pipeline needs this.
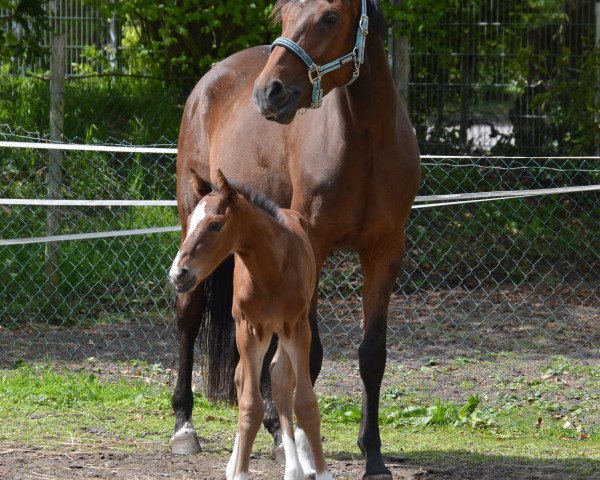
[0,360,598,468]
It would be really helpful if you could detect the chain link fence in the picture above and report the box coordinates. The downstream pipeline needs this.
[1,129,597,358]
[1,1,598,431]
[1,128,599,434]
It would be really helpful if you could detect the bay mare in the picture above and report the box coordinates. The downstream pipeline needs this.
[173,1,421,478]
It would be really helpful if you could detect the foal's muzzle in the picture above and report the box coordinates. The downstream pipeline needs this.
[169,266,196,294]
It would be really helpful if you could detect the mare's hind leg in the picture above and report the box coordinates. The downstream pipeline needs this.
[357,236,405,479]
[171,285,206,454]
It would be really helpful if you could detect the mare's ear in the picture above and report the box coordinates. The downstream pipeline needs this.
[215,169,237,204]
[190,168,213,198]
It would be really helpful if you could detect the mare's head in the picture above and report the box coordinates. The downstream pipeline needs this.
[169,170,238,294]
[253,0,370,123]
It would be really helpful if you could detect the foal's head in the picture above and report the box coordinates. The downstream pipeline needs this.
[253,0,373,123]
[169,170,239,294]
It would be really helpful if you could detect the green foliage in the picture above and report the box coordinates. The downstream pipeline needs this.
[384,395,497,429]
[532,47,600,155]
[384,0,598,155]
[104,0,276,86]
[0,0,48,66]
[319,394,496,430]
[0,75,183,143]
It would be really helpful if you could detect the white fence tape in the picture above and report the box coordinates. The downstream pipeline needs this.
[0,226,181,246]
[2,141,598,245]
[2,185,599,208]
[2,140,600,160]
[0,199,177,207]
[2,184,598,246]
[0,141,177,154]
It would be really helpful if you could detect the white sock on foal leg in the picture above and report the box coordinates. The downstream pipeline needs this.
[296,427,333,480]
[294,427,316,476]
[282,433,304,480]
[226,433,240,480]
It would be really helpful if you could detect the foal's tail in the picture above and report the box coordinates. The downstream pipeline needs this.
[198,255,238,403]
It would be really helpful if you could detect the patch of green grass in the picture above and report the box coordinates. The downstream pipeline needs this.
[0,362,598,468]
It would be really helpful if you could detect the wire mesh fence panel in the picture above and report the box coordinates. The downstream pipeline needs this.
[1,0,599,435]
[1,139,599,434]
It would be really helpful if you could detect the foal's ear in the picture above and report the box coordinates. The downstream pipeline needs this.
[190,168,213,198]
[215,169,237,204]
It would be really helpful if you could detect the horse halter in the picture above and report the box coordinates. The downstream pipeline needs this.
[271,0,369,109]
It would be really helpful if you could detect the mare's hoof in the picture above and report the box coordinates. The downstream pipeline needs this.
[272,443,286,465]
[363,467,393,480]
[171,430,202,455]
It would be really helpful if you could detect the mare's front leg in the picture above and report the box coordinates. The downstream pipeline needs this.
[227,320,270,480]
[171,285,206,454]
[358,235,405,479]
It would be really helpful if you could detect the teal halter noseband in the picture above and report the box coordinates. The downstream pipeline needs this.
[271,0,369,109]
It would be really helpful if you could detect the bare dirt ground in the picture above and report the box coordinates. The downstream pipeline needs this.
[1,286,598,479]
[2,446,598,480]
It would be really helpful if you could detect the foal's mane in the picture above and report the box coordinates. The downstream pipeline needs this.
[227,181,285,224]
[270,0,386,37]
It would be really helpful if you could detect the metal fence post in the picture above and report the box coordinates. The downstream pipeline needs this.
[596,2,600,155]
[109,0,121,71]
[45,34,65,298]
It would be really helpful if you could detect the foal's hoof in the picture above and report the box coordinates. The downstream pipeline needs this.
[171,429,202,455]
[272,443,286,465]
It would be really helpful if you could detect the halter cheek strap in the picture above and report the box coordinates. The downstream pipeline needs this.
[271,0,369,109]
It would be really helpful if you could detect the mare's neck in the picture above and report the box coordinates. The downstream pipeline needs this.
[232,199,286,290]
[342,33,398,125]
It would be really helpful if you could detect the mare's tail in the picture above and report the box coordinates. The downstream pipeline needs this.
[198,255,238,403]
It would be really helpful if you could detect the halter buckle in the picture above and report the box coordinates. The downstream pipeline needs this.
[308,64,321,85]
[359,14,369,35]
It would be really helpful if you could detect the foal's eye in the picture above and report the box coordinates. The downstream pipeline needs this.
[321,10,339,26]
[209,222,222,232]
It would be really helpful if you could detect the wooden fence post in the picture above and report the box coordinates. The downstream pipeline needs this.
[45,34,65,298]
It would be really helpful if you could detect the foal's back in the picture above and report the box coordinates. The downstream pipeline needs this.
[232,206,316,331]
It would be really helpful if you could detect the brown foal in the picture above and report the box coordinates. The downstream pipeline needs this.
[169,170,332,480]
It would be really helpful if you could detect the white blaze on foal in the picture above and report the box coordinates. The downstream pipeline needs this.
[188,200,207,234]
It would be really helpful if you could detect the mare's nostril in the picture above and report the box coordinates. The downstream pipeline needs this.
[266,80,284,102]
[179,267,189,280]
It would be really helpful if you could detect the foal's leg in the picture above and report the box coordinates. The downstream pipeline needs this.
[264,253,327,464]
[261,335,284,462]
[229,322,271,480]
[270,346,305,480]
[281,320,331,480]
[171,286,206,454]
[357,236,405,479]
[226,361,244,479]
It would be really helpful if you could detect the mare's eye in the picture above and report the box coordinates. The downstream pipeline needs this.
[209,222,222,232]
[321,10,338,26]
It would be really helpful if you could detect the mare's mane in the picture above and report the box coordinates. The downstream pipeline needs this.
[270,0,385,37]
